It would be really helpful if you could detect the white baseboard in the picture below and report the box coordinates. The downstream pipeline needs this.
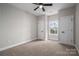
[75,45,79,54]
[0,39,33,52]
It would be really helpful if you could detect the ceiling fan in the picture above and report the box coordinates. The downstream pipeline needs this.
[33,3,53,12]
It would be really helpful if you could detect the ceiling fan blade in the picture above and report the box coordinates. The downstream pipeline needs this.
[43,3,53,6]
[33,3,41,5]
[42,7,45,12]
[34,6,39,11]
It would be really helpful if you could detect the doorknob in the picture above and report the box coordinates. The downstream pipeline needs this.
[41,30,43,32]
[61,31,64,33]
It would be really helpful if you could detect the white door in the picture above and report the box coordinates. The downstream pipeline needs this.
[38,16,45,40]
[59,15,74,45]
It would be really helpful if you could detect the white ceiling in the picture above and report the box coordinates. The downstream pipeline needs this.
[10,3,75,16]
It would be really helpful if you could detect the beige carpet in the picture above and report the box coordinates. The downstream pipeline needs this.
[0,40,78,56]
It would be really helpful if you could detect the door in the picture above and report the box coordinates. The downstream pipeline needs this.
[38,16,45,40]
[59,15,74,45]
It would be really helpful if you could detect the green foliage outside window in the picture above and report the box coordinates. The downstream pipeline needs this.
[50,27,57,34]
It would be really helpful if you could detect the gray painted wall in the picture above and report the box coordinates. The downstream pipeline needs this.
[0,4,37,49]
[59,6,75,17]
[75,4,79,50]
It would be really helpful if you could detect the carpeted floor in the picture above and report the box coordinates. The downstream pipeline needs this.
[0,40,78,56]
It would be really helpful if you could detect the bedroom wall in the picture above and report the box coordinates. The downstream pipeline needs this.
[0,4,37,51]
[75,4,79,52]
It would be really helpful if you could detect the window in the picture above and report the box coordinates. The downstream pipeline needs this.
[49,20,58,34]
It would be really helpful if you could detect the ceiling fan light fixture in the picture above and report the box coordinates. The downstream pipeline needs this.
[33,3,53,12]
[39,5,43,8]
